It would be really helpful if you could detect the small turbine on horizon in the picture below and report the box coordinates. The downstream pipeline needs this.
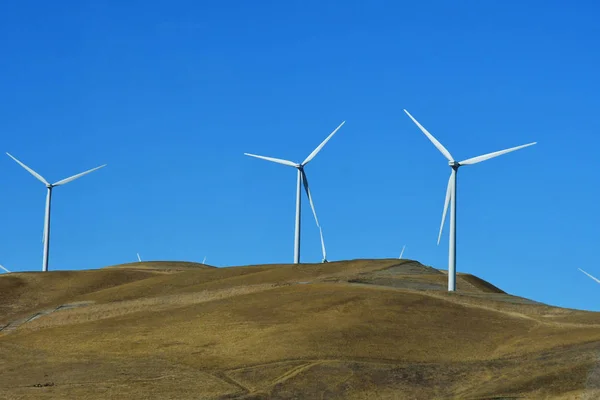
[137,253,142,262]
[579,268,600,284]
[244,121,345,264]
[0,264,11,273]
[7,152,106,272]
[403,109,536,292]
[399,245,406,259]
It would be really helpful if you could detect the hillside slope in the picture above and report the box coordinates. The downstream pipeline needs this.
[1,259,599,399]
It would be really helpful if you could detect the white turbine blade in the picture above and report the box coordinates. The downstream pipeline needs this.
[301,171,321,227]
[578,268,600,284]
[318,226,327,261]
[459,142,537,165]
[202,256,207,264]
[137,253,142,262]
[244,153,297,167]
[52,164,106,186]
[6,152,49,185]
[301,171,327,261]
[437,173,454,245]
[399,245,406,259]
[301,121,345,166]
[0,264,11,273]
[403,110,454,162]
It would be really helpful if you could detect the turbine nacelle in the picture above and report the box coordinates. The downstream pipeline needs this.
[448,161,460,168]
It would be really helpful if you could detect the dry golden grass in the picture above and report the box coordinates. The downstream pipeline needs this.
[0,268,160,325]
[1,258,599,399]
[105,260,216,272]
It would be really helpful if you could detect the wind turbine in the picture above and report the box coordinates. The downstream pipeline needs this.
[399,245,406,259]
[0,264,11,274]
[403,109,536,292]
[137,253,142,262]
[579,268,600,284]
[245,121,345,264]
[7,153,106,272]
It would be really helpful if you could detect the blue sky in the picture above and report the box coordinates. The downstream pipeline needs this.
[1,1,599,311]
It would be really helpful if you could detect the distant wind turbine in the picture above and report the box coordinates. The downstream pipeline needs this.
[202,256,207,264]
[245,121,345,264]
[399,245,406,259]
[137,253,142,262]
[7,152,107,272]
[403,109,536,292]
[579,268,600,284]
[0,264,11,273]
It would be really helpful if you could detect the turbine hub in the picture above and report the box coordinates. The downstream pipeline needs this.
[448,161,460,168]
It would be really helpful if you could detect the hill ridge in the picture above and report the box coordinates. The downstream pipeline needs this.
[1,258,599,399]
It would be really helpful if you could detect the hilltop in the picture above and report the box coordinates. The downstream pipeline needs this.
[1,259,599,399]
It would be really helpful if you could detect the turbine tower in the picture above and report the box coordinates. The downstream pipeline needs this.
[403,110,536,292]
[7,153,106,272]
[245,121,345,264]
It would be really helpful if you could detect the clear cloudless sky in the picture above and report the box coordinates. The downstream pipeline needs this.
[1,0,599,311]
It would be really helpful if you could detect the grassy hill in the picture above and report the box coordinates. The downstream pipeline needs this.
[1,258,599,399]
